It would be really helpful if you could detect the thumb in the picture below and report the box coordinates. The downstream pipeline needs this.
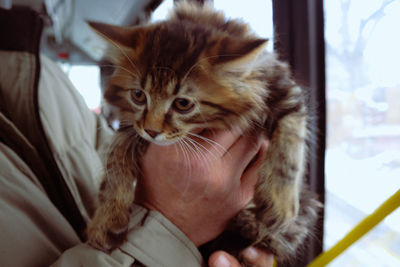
[209,251,241,267]
[241,247,275,267]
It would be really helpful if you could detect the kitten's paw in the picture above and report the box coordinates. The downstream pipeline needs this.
[255,188,321,262]
[233,201,304,261]
[234,208,263,242]
[86,224,129,252]
[86,207,130,252]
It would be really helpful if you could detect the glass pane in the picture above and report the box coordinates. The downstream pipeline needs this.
[154,0,274,50]
[60,64,102,113]
[214,0,273,51]
[151,0,174,22]
[328,210,400,266]
[324,0,400,265]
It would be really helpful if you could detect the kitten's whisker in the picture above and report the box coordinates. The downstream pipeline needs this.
[183,138,215,196]
[180,141,194,198]
[173,142,179,155]
[98,64,139,78]
[187,132,227,156]
[181,138,215,197]
[182,140,206,182]
[184,137,213,172]
[189,111,232,156]
[184,137,203,159]
[177,140,192,195]
[118,121,134,129]
[183,137,206,166]
[185,136,218,165]
[177,140,189,176]
[112,74,137,80]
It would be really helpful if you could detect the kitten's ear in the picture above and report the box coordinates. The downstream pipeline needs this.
[208,37,268,73]
[88,21,145,49]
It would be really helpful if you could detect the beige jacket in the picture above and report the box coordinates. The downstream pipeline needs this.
[0,8,203,266]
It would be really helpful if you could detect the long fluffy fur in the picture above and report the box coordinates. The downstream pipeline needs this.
[86,2,321,265]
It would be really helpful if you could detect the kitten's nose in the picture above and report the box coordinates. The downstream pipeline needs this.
[144,129,160,138]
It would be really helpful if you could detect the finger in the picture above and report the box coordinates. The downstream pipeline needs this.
[242,247,275,267]
[225,132,264,172]
[240,141,269,204]
[209,251,241,267]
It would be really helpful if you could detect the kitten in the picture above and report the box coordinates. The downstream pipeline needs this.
[86,1,321,264]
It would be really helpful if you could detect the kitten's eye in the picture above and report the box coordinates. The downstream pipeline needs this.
[173,98,194,113]
[131,89,146,105]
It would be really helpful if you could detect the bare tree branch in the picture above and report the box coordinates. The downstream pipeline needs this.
[325,42,342,60]
[328,0,396,88]
[339,0,352,57]
[354,0,395,54]
[358,0,395,36]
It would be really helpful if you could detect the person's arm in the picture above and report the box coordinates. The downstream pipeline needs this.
[51,203,203,267]
[52,207,274,267]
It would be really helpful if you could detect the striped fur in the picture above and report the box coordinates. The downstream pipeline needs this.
[87,1,321,264]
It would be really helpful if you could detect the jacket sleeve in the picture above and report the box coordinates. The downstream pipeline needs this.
[0,10,204,263]
[51,204,204,267]
[0,140,203,267]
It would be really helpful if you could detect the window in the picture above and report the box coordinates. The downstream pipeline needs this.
[153,0,274,51]
[60,64,102,113]
[214,0,273,51]
[151,0,174,22]
[324,0,400,265]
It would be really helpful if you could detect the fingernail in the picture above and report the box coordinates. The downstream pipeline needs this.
[215,254,230,267]
[243,247,259,261]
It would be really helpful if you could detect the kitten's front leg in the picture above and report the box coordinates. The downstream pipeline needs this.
[86,174,135,251]
[258,110,308,226]
[86,135,145,252]
[236,109,310,260]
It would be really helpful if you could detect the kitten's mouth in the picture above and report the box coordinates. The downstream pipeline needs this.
[149,138,176,146]
[140,131,179,146]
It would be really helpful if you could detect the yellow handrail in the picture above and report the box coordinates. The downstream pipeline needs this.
[307,189,400,267]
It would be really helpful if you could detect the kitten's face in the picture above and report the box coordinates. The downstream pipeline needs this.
[90,12,267,145]
[107,63,244,145]
[109,74,204,145]
[127,80,198,145]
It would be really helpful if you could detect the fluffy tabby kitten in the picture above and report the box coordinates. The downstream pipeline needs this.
[87,1,321,264]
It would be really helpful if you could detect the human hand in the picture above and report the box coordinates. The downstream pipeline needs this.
[135,129,268,246]
[209,247,274,267]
